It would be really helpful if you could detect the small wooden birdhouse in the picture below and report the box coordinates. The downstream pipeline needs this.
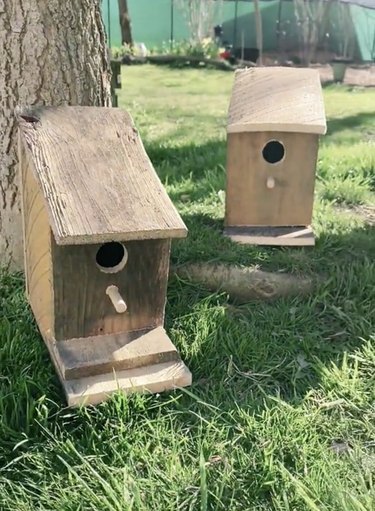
[224,67,326,246]
[19,106,191,406]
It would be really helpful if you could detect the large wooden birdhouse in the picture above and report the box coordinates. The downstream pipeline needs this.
[19,106,191,406]
[224,67,326,246]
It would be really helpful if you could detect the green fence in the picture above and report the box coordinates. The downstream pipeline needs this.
[102,0,375,61]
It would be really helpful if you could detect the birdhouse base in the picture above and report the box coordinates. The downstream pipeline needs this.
[46,327,192,406]
[63,360,191,407]
[224,226,315,247]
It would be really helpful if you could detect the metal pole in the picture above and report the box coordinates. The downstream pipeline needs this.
[233,0,239,49]
[170,0,174,51]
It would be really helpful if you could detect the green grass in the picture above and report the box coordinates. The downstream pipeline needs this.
[0,65,374,510]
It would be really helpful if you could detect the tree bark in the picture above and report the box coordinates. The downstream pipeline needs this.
[0,0,111,271]
[118,0,133,45]
[254,0,263,65]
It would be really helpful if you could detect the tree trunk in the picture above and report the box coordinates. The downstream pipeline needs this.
[0,0,111,271]
[118,0,133,45]
[254,0,263,65]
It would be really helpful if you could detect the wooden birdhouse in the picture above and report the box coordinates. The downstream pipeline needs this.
[224,67,326,246]
[19,106,191,406]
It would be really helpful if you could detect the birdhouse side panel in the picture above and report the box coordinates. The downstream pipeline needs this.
[225,132,319,227]
[20,142,54,340]
[52,239,171,341]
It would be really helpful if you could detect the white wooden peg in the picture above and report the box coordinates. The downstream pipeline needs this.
[266,177,275,189]
[106,285,127,313]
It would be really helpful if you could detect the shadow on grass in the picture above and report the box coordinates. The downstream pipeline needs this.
[143,137,375,274]
[1,136,374,466]
[327,111,375,135]
[145,138,226,179]
[165,221,374,414]
[0,221,373,510]
[172,206,375,276]
[164,228,374,412]
[7,221,371,396]
[1,218,373,409]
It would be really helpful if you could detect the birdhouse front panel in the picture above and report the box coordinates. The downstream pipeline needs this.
[52,238,171,341]
[19,106,191,406]
[225,131,319,227]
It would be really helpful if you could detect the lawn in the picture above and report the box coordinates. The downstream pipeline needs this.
[0,65,374,510]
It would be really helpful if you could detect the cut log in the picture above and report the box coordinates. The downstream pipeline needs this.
[173,263,317,302]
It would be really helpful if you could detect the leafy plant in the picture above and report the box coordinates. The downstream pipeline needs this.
[110,43,134,60]
[150,38,219,60]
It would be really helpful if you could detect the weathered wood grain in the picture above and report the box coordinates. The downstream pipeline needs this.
[64,360,192,407]
[227,67,326,134]
[19,107,192,407]
[53,326,180,379]
[20,141,54,338]
[225,132,319,227]
[224,226,315,247]
[52,238,171,340]
[19,107,187,244]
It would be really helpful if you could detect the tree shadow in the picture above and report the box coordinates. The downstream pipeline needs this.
[0,212,373,511]
[327,111,375,136]
[143,136,375,272]
[145,139,226,181]
[166,219,374,414]
[174,206,375,270]
[1,132,373,492]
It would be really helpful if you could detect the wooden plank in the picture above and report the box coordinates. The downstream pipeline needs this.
[64,360,192,407]
[19,132,29,294]
[225,132,319,227]
[224,226,315,247]
[52,239,171,340]
[20,140,54,338]
[53,326,180,379]
[18,106,187,244]
[227,67,326,135]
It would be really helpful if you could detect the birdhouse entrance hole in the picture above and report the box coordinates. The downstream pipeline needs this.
[262,140,285,164]
[96,242,128,273]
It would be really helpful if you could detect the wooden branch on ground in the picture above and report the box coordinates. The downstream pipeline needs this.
[236,59,258,68]
[173,263,317,302]
[147,55,235,71]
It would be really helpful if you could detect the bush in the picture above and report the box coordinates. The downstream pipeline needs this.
[150,38,220,59]
[111,44,134,60]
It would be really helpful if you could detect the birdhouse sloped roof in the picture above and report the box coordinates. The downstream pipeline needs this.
[227,67,327,135]
[19,106,187,245]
